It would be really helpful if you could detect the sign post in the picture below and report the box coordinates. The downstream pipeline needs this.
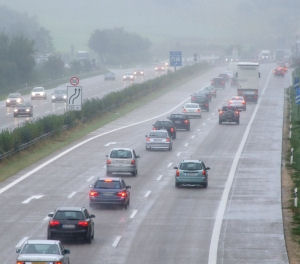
[67,76,82,111]
[169,51,182,71]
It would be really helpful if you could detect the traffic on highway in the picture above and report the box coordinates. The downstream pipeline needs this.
[0,61,291,263]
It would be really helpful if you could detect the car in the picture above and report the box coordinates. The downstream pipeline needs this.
[104,72,116,81]
[203,86,217,98]
[182,103,201,118]
[122,73,135,81]
[47,206,95,243]
[218,105,240,125]
[228,96,246,111]
[16,239,70,264]
[145,129,172,151]
[6,93,24,107]
[89,177,131,209]
[168,113,190,131]
[211,77,225,88]
[152,120,176,139]
[31,86,47,99]
[174,160,210,188]
[51,89,67,103]
[218,73,230,82]
[106,148,139,176]
[273,66,286,77]
[133,70,144,77]
[13,102,33,117]
[154,66,166,72]
[191,92,210,111]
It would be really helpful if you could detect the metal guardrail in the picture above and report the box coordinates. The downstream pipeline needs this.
[0,131,53,161]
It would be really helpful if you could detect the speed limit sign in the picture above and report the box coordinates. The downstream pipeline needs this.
[70,76,80,86]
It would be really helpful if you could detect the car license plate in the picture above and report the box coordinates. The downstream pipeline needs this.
[25,262,46,264]
[103,192,114,196]
[62,224,75,229]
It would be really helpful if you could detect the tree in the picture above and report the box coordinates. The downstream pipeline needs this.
[89,28,151,65]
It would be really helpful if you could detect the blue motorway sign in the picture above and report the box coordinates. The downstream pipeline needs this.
[169,51,182,67]
[296,86,300,104]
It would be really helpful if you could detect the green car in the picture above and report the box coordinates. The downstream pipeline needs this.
[174,160,210,188]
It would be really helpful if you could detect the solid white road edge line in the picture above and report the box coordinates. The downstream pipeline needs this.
[22,194,44,204]
[207,70,273,264]
[167,162,173,168]
[130,209,138,219]
[144,190,151,198]
[112,236,122,248]
[0,97,190,195]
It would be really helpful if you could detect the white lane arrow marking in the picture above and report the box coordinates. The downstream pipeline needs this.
[105,142,117,147]
[22,194,44,204]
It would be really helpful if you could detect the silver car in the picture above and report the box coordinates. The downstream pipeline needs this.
[31,86,47,100]
[106,148,139,176]
[16,239,70,264]
[182,103,202,118]
[145,130,172,151]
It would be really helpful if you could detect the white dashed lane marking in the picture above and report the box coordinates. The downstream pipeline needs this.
[86,176,95,182]
[144,190,151,198]
[156,175,163,181]
[130,209,138,219]
[68,191,77,199]
[176,152,181,157]
[184,142,189,147]
[112,236,122,248]
[167,162,173,168]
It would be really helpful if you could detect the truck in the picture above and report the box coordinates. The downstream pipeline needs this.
[235,62,260,103]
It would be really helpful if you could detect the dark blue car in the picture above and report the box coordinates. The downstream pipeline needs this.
[89,178,131,209]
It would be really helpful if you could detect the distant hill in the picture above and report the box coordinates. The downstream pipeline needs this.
[0,0,298,52]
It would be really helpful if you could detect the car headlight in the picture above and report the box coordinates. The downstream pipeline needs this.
[63,95,67,99]
[14,109,18,112]
[6,99,10,103]
[141,72,144,74]
[16,98,21,103]
[52,95,56,99]
[26,108,30,112]
[31,93,35,96]
[134,72,137,74]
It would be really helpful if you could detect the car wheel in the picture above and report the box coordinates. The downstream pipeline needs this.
[169,145,172,151]
[187,126,190,131]
[204,182,208,188]
[132,170,137,176]
[172,134,176,139]
[86,231,92,244]
[175,182,180,188]
[219,120,222,125]
[91,228,94,239]
[47,231,52,240]
[237,119,240,125]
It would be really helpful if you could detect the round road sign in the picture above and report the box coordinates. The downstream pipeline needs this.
[70,76,80,86]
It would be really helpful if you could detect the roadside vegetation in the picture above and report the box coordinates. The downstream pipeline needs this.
[0,63,209,179]
[287,65,300,243]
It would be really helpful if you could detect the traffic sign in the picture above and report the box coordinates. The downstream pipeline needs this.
[296,87,300,104]
[169,51,182,67]
[67,86,82,111]
[70,76,80,86]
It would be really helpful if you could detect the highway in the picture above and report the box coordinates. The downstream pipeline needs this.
[0,66,161,131]
[0,64,290,263]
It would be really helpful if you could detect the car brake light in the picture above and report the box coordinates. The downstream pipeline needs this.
[219,111,223,114]
[104,179,112,182]
[184,120,189,124]
[205,104,208,107]
[146,137,150,142]
[131,159,135,165]
[176,170,180,177]
[170,127,174,132]
[106,159,111,164]
[55,262,63,264]
[78,221,89,227]
[152,127,157,130]
[89,190,99,197]
[166,137,170,142]
[197,109,201,112]
[117,191,127,198]
[17,262,25,264]
[202,170,206,176]
[49,220,60,227]
[183,108,187,112]
[242,101,245,104]
[235,111,239,115]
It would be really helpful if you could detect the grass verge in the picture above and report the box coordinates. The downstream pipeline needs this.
[0,66,209,181]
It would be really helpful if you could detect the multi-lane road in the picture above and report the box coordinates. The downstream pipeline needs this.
[0,64,291,263]
[0,66,160,131]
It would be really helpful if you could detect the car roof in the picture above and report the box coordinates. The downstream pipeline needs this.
[33,86,44,89]
[9,93,21,96]
[110,147,132,151]
[25,239,59,245]
[98,177,122,181]
[150,129,168,133]
[180,160,202,163]
[56,206,85,211]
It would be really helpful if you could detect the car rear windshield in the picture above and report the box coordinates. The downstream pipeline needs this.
[95,180,121,189]
[54,210,84,220]
[185,103,198,108]
[180,162,203,170]
[222,106,234,111]
[149,131,168,138]
[9,93,20,98]
[33,87,44,92]
[21,244,59,255]
[110,149,132,159]
[55,90,66,94]
[170,114,185,119]
[155,121,172,127]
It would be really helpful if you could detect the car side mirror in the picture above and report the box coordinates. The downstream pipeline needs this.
[16,248,21,253]
[64,249,70,254]
[136,155,140,158]
[145,135,148,137]
[89,184,93,188]
[90,214,95,218]
[105,154,108,157]
[173,166,178,169]
[206,167,210,170]
[48,212,54,218]
[126,185,131,189]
